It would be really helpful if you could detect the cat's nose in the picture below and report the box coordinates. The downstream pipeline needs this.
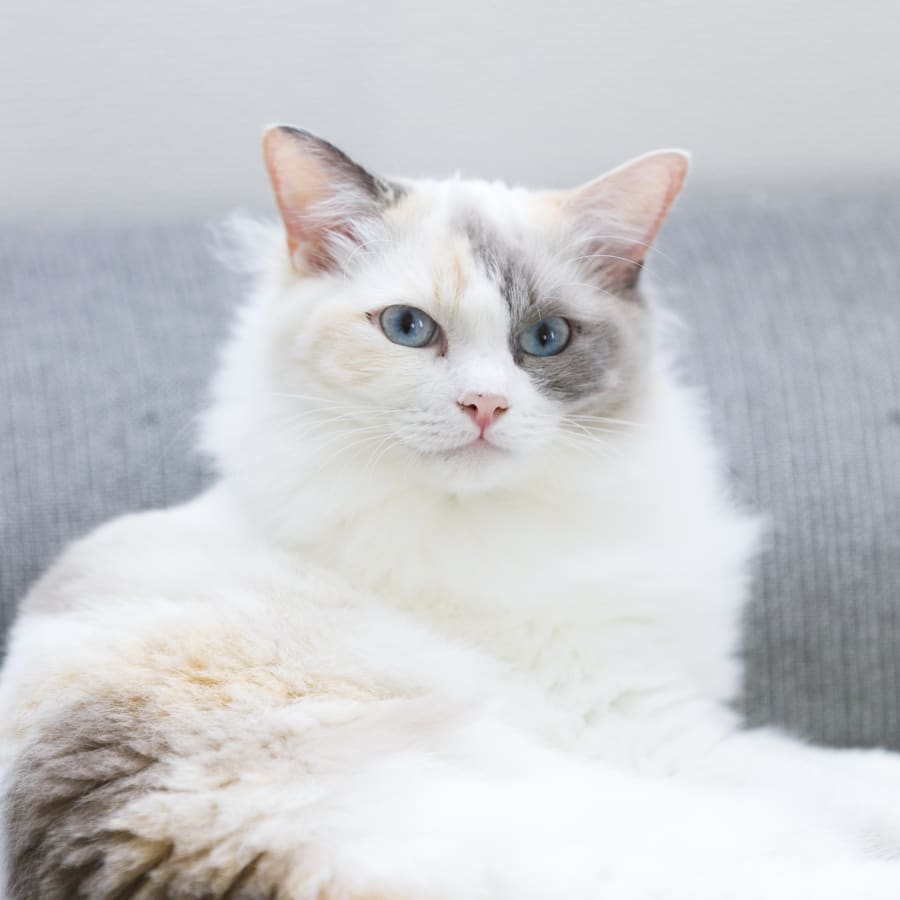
[458,392,509,432]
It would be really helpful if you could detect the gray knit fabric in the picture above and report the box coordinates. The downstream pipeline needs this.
[1,193,898,749]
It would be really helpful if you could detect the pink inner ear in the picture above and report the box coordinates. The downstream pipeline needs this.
[564,150,688,288]
[283,210,357,275]
[262,126,380,276]
[263,131,337,274]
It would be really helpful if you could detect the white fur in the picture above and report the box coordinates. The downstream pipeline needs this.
[2,171,900,898]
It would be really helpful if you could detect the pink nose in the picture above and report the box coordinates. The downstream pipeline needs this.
[459,392,509,431]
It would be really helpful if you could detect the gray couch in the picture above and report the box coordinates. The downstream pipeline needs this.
[2,190,898,749]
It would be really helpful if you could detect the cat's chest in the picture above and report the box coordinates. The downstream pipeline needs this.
[307,504,683,699]
[350,550,723,767]
[292,495,742,765]
[321,497,613,614]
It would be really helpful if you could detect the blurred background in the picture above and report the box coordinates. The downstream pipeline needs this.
[2,0,898,223]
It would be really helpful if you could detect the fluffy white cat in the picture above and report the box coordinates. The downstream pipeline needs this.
[2,127,899,899]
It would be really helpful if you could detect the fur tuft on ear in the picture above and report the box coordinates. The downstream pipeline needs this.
[563,150,689,292]
[262,126,398,276]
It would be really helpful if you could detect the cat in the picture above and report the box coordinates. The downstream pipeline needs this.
[2,126,900,899]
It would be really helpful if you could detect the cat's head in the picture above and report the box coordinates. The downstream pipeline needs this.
[208,128,686,499]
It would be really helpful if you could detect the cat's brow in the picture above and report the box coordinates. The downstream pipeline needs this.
[457,216,538,320]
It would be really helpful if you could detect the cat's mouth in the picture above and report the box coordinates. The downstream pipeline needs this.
[434,436,507,461]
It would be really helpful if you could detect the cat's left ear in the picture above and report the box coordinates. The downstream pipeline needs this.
[563,150,689,291]
[262,126,396,275]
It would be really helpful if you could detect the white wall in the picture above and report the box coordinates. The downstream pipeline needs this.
[2,0,898,221]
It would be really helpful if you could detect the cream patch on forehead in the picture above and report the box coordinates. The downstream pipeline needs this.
[430,233,472,320]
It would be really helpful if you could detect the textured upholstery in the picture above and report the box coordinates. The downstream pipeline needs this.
[1,192,898,749]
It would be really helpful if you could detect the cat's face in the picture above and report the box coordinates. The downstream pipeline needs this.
[256,128,686,493]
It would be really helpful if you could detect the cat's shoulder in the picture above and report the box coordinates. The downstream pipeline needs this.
[17,490,267,618]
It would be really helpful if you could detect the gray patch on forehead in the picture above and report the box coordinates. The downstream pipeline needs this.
[459,213,644,406]
[460,217,538,319]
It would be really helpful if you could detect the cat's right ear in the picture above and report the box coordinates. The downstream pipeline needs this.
[562,150,688,292]
[262,126,391,276]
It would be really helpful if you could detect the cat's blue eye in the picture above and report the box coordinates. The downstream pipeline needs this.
[379,305,440,348]
[518,317,571,357]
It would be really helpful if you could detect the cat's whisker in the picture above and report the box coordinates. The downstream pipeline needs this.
[362,434,403,480]
[282,413,392,437]
[567,252,645,269]
[296,430,394,484]
[545,280,626,304]
[568,233,657,251]
[564,414,645,429]
[259,391,347,406]
[221,431,387,485]
[557,428,621,448]
[555,441,625,464]
[563,234,680,268]
[325,431,394,463]
[259,393,404,419]
[270,403,400,433]
[562,427,632,445]
[554,427,629,460]
[296,426,390,460]
[341,236,396,272]
[258,390,404,412]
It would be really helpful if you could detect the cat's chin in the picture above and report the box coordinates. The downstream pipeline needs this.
[436,437,507,462]
[410,438,528,494]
